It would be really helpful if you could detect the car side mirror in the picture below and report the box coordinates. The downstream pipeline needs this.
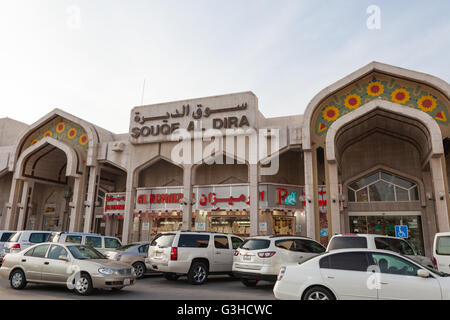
[59,255,69,262]
[417,269,430,278]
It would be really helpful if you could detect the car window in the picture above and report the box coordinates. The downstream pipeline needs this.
[0,232,14,242]
[374,237,415,255]
[214,236,229,249]
[8,232,21,242]
[139,244,149,253]
[29,233,50,244]
[297,239,326,253]
[47,245,68,260]
[275,240,294,251]
[104,237,121,249]
[85,236,102,248]
[151,234,176,248]
[371,253,420,276]
[27,244,50,258]
[65,235,82,244]
[178,234,210,248]
[436,236,450,255]
[320,252,370,271]
[240,239,270,250]
[328,236,368,250]
[231,237,243,249]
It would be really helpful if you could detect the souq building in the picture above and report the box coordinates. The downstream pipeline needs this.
[0,62,449,257]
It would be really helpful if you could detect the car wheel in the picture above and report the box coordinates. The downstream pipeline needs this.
[241,279,258,287]
[303,286,335,300]
[187,262,208,285]
[10,269,27,290]
[132,262,146,279]
[74,273,94,296]
[163,273,180,281]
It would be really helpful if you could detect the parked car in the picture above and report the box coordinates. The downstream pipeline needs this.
[49,232,122,253]
[147,231,244,285]
[104,242,152,279]
[273,248,450,300]
[232,236,326,287]
[433,232,450,274]
[0,242,136,295]
[2,231,52,258]
[0,231,15,259]
[327,234,432,268]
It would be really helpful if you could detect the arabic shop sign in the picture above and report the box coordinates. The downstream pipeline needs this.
[129,93,256,143]
[104,193,126,214]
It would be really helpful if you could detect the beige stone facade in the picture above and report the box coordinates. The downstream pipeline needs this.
[0,62,449,257]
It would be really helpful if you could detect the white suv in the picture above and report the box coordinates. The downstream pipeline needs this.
[232,236,326,287]
[49,232,122,253]
[147,231,244,285]
[1,231,51,257]
[327,234,432,268]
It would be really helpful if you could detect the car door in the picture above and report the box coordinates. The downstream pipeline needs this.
[41,245,72,283]
[320,252,378,300]
[21,244,51,281]
[213,235,232,272]
[434,235,450,274]
[370,252,442,300]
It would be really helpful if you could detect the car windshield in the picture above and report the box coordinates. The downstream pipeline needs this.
[328,236,368,250]
[67,245,107,260]
[151,234,175,248]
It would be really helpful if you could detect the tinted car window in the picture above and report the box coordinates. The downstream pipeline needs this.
[151,234,176,248]
[47,245,68,260]
[0,232,14,242]
[328,237,368,250]
[214,236,229,249]
[321,252,370,271]
[86,236,102,248]
[30,244,50,258]
[231,237,243,249]
[297,239,326,253]
[372,253,420,276]
[375,237,415,256]
[240,239,270,250]
[29,233,50,244]
[275,240,294,251]
[178,234,210,248]
[65,235,82,244]
[436,236,450,255]
[139,244,149,253]
[105,238,121,248]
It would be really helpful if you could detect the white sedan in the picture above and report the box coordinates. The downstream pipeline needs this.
[273,248,450,300]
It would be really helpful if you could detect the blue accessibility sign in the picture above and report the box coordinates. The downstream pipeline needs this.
[395,225,408,238]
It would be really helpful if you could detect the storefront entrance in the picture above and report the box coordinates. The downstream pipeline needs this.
[349,212,425,255]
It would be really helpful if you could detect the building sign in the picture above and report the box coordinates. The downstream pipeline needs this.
[136,187,184,212]
[129,92,257,144]
[104,193,126,215]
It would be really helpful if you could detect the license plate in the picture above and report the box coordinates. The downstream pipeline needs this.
[123,278,131,285]
[243,255,251,261]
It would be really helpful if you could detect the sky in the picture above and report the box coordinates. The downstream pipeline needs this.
[0,0,449,134]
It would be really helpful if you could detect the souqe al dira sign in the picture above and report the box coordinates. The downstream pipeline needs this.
[129,93,255,143]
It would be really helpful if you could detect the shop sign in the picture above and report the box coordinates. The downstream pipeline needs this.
[142,222,150,231]
[104,193,126,214]
[263,184,304,210]
[136,187,184,212]
[259,222,268,232]
[195,222,206,231]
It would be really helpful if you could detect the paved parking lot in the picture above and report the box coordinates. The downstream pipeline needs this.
[0,274,276,300]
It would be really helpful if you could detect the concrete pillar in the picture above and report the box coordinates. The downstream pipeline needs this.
[249,164,259,236]
[68,176,84,232]
[2,178,23,230]
[182,164,193,231]
[122,171,136,244]
[327,161,341,235]
[430,156,450,232]
[83,166,99,233]
[304,150,316,239]
[17,181,34,230]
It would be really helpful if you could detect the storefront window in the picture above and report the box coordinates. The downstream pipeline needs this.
[272,216,294,236]
[348,171,419,202]
[209,216,250,236]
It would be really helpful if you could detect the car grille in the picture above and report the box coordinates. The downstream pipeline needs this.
[117,268,132,275]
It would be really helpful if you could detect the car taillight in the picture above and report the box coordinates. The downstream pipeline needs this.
[234,250,239,256]
[11,243,20,250]
[258,251,276,258]
[278,266,286,281]
[170,247,178,261]
[432,257,438,270]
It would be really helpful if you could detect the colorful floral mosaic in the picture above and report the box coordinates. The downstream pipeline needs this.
[314,75,449,137]
[23,117,89,155]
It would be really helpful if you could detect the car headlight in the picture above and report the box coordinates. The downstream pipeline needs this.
[98,267,114,275]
